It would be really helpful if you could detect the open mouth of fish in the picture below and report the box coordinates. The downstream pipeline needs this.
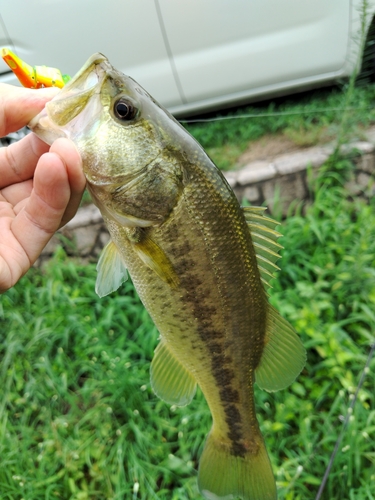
[28,53,111,145]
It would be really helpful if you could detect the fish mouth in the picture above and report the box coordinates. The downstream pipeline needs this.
[29,53,111,144]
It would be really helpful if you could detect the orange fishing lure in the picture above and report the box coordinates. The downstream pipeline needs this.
[2,48,70,88]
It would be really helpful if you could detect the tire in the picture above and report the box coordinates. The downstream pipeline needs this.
[357,16,375,85]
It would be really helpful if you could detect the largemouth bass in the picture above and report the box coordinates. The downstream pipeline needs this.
[29,54,306,500]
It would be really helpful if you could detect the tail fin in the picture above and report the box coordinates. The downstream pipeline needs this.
[198,431,277,500]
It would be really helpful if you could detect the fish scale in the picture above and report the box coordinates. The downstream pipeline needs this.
[29,53,306,500]
[106,156,269,464]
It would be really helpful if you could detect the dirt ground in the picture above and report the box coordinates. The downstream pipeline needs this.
[237,133,303,165]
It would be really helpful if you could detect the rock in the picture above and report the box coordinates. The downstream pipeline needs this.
[237,161,276,185]
[358,153,375,174]
[99,231,110,248]
[274,147,330,175]
[263,173,307,214]
[41,234,62,257]
[340,141,374,156]
[72,224,101,255]
[65,204,103,229]
[243,186,261,204]
[223,170,238,187]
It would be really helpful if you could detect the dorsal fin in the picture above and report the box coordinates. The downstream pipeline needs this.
[242,206,283,290]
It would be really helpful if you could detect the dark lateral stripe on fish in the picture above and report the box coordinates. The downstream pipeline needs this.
[208,347,246,457]
[164,224,250,458]
[175,264,248,457]
[224,403,248,457]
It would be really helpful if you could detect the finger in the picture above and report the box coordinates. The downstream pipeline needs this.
[10,149,75,265]
[0,83,58,136]
[49,138,85,226]
[0,133,50,188]
[1,138,84,220]
[0,179,33,207]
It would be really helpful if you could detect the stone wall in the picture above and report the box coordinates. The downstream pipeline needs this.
[38,131,375,264]
[225,139,375,213]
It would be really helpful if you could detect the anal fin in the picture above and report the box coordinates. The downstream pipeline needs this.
[255,305,306,392]
[150,341,196,406]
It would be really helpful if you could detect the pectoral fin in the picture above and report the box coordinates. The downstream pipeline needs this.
[150,341,197,406]
[255,305,306,391]
[130,230,179,288]
[95,240,128,297]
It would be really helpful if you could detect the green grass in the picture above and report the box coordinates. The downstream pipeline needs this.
[0,255,209,499]
[1,160,375,499]
[183,83,375,170]
[267,166,375,499]
[3,33,375,496]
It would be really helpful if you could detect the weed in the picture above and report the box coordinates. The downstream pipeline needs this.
[1,4,375,497]
[1,169,375,499]
[184,85,375,170]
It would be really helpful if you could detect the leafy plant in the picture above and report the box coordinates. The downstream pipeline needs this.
[2,3,375,496]
[183,84,375,170]
[1,163,375,499]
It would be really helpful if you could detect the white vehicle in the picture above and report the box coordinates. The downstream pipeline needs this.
[1,0,375,116]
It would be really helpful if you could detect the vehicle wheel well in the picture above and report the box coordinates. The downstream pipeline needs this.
[357,14,375,84]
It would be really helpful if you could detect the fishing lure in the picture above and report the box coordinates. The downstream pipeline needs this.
[1,48,70,88]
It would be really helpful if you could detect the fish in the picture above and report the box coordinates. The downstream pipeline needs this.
[29,53,306,500]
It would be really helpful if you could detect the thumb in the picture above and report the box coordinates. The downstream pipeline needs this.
[0,84,59,136]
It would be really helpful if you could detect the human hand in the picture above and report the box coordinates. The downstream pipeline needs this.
[0,83,86,293]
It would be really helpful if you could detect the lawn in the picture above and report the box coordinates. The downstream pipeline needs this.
[184,83,375,170]
[1,155,375,499]
[1,80,375,499]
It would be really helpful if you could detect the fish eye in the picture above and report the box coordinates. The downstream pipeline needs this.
[113,98,137,121]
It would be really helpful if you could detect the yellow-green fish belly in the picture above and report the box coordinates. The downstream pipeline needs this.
[106,163,268,455]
